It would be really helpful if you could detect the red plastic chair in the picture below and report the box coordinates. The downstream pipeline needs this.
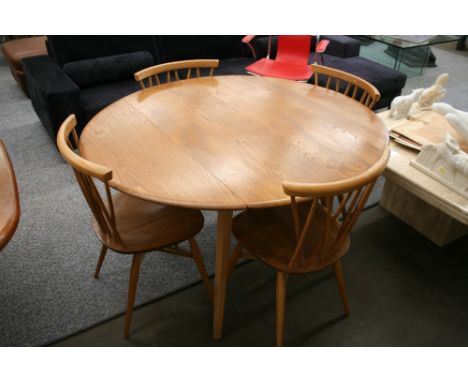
[243,35,329,81]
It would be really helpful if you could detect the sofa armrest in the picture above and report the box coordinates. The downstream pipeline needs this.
[22,55,82,141]
[320,35,361,58]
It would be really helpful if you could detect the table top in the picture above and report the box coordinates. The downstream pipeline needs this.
[378,109,468,224]
[362,35,460,49]
[80,75,388,211]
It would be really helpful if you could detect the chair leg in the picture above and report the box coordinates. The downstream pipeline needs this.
[94,244,108,279]
[333,260,350,317]
[276,271,288,347]
[124,253,144,338]
[189,238,214,303]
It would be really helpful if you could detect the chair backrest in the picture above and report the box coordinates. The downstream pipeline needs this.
[276,36,312,66]
[57,115,121,244]
[134,59,219,89]
[310,63,381,110]
[0,140,20,251]
[281,147,390,272]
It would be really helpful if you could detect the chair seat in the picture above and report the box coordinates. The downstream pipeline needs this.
[245,58,313,81]
[0,141,20,251]
[93,191,204,254]
[232,204,350,274]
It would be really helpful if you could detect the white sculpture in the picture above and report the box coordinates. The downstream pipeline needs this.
[417,73,449,110]
[411,133,468,199]
[389,88,424,119]
[432,102,468,143]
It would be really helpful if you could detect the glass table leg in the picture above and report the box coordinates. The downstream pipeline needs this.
[420,45,430,75]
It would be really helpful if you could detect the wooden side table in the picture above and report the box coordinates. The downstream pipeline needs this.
[378,109,468,246]
[1,36,47,95]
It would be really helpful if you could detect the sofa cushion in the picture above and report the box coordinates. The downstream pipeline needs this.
[63,51,154,88]
[157,36,245,62]
[249,36,279,59]
[320,35,361,58]
[79,80,140,121]
[318,54,407,95]
[46,35,160,67]
[217,57,255,75]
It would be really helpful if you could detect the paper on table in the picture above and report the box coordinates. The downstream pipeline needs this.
[390,112,468,153]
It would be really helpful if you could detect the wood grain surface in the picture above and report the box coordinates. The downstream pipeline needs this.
[0,140,20,251]
[80,75,388,211]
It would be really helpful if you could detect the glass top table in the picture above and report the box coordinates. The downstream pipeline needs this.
[364,35,460,49]
[358,35,460,76]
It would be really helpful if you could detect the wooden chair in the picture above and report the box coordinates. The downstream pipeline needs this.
[57,115,214,337]
[0,140,20,251]
[310,63,381,110]
[134,59,219,89]
[231,147,390,346]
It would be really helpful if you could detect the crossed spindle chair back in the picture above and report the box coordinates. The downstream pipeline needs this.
[57,115,213,337]
[231,146,390,345]
[57,115,119,244]
[310,63,381,110]
[282,146,390,274]
[134,59,219,89]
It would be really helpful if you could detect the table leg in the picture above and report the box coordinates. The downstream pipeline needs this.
[396,48,403,71]
[213,210,233,340]
[394,48,401,70]
[420,45,430,75]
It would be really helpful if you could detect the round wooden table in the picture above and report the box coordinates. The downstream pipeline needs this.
[80,75,388,339]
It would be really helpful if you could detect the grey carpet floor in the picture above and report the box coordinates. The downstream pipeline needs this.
[0,41,466,346]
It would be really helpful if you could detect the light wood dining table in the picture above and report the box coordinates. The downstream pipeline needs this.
[79,75,388,339]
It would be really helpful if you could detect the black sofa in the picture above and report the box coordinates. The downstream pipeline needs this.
[23,35,406,142]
